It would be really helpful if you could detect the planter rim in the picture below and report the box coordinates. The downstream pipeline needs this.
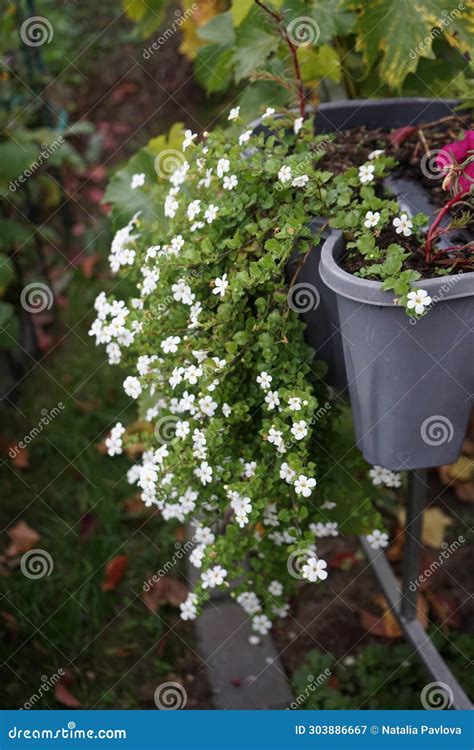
[320,231,474,307]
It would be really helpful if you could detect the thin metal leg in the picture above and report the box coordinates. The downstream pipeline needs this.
[359,468,472,711]
[401,469,427,621]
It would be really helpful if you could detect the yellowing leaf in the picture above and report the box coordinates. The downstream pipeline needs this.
[298,45,341,84]
[179,0,224,60]
[230,0,254,27]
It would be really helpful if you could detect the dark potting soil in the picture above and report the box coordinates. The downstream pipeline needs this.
[316,115,474,280]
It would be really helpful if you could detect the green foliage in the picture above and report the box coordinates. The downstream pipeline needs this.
[292,633,474,709]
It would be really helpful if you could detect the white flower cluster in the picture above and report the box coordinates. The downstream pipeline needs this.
[369,466,401,488]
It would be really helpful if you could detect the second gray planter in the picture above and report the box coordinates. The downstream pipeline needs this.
[319,232,474,471]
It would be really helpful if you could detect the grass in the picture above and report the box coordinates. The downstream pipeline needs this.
[0,271,207,709]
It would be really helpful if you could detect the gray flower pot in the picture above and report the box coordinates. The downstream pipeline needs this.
[319,231,474,470]
[292,98,459,392]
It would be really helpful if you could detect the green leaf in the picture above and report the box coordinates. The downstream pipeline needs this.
[232,11,279,82]
[0,300,19,349]
[195,46,234,93]
[198,11,235,45]
[0,253,15,296]
[298,45,341,83]
[352,0,474,89]
[230,0,254,27]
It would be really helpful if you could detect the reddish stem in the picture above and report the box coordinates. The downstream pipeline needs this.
[255,0,306,119]
[424,189,469,263]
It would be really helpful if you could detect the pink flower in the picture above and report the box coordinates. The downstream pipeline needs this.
[435,130,474,194]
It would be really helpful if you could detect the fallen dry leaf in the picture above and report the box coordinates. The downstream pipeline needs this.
[142,576,188,613]
[360,592,428,638]
[388,125,417,146]
[9,445,30,470]
[101,555,128,591]
[425,590,462,632]
[397,507,453,549]
[54,669,81,708]
[6,521,40,557]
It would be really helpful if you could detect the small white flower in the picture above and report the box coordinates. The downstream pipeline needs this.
[366,529,389,550]
[175,421,190,439]
[223,174,238,190]
[262,107,275,120]
[213,273,228,298]
[252,614,272,635]
[187,199,201,221]
[123,376,142,399]
[293,117,304,134]
[288,396,302,412]
[393,213,413,237]
[199,395,218,417]
[291,420,308,441]
[130,173,145,189]
[302,557,328,582]
[256,371,272,390]
[368,149,384,160]
[265,390,280,410]
[216,158,230,178]
[359,164,375,184]
[292,174,309,188]
[161,335,181,353]
[239,130,252,145]
[279,462,295,484]
[180,593,198,620]
[278,165,292,184]
[407,289,432,315]
[204,204,219,223]
[268,580,283,596]
[222,403,232,418]
[294,474,316,497]
[242,460,256,478]
[182,129,197,150]
[364,210,380,228]
[194,461,213,485]
[228,106,240,121]
[201,565,227,589]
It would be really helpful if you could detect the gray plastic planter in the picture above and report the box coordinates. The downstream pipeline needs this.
[291,98,459,391]
[320,231,474,470]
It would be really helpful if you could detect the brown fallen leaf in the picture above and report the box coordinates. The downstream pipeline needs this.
[6,521,40,557]
[398,507,453,549]
[80,513,101,542]
[101,555,128,591]
[142,576,188,612]
[360,592,428,639]
[54,669,81,708]
[386,524,404,563]
[9,446,30,470]
[328,551,361,571]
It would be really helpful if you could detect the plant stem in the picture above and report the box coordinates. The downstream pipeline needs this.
[424,189,469,263]
[255,0,306,118]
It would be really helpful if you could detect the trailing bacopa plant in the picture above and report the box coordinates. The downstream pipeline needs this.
[90,110,387,631]
[328,129,473,315]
